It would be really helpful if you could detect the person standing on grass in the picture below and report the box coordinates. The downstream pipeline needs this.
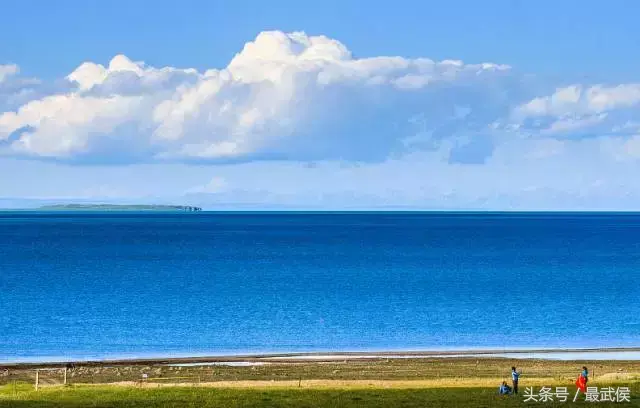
[574,366,588,401]
[581,366,589,384]
[511,366,521,394]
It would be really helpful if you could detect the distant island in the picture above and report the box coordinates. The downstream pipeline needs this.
[37,204,202,212]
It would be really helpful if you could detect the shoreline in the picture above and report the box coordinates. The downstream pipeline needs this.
[3,346,640,369]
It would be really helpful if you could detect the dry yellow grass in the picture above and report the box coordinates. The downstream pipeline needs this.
[63,373,640,390]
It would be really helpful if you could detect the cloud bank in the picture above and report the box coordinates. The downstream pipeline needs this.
[2,31,518,164]
[3,31,640,166]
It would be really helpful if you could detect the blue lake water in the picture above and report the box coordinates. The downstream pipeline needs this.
[1,212,639,362]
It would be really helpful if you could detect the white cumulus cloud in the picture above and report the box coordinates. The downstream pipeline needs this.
[0,31,515,163]
[516,84,640,117]
[2,30,640,169]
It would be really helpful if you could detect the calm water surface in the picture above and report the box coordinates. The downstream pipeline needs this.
[1,212,639,362]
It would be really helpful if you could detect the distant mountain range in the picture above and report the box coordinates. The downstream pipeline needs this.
[37,204,202,211]
[0,200,202,211]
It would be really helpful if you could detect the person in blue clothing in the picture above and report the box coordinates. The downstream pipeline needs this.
[511,366,521,394]
[582,366,589,384]
[499,381,512,395]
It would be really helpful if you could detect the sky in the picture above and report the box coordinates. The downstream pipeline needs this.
[2,0,640,209]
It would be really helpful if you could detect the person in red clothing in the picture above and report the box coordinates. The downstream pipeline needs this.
[577,366,589,390]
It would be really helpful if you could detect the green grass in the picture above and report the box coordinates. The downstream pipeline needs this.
[1,384,639,408]
[2,359,639,406]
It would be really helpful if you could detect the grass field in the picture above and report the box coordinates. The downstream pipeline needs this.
[4,358,640,384]
[1,357,638,407]
[1,383,639,407]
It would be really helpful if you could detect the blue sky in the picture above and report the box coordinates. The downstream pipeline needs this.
[2,0,640,209]
[4,0,640,81]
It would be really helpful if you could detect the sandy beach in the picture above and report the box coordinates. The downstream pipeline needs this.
[3,347,640,369]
